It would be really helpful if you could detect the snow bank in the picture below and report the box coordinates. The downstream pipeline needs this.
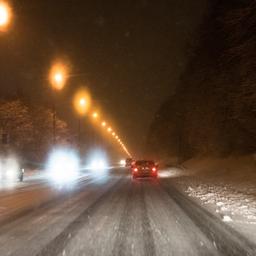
[167,154,256,243]
[184,154,256,182]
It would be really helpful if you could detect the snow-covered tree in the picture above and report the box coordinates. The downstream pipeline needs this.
[0,100,33,154]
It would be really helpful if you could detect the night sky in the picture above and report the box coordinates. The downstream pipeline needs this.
[0,0,208,155]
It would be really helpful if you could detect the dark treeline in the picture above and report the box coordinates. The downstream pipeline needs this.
[0,99,71,163]
[147,0,256,161]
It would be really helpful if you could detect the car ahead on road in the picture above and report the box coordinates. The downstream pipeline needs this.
[132,160,158,179]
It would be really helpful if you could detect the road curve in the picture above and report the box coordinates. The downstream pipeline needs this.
[0,169,255,256]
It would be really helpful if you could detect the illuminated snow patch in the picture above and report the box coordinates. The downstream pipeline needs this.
[223,215,233,222]
[159,168,184,178]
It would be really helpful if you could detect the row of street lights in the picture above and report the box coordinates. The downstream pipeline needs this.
[73,88,132,157]
[49,64,131,157]
[90,110,132,157]
[0,1,132,157]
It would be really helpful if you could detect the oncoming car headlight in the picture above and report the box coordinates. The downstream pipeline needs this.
[90,159,107,170]
[120,159,126,167]
[85,149,109,176]
[6,168,17,180]
[0,156,20,182]
[47,148,79,184]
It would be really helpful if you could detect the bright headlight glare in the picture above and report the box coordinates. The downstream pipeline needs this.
[90,159,107,170]
[6,169,16,179]
[85,149,109,176]
[0,156,20,183]
[47,149,79,183]
[120,159,126,166]
[0,159,3,179]
[3,157,19,181]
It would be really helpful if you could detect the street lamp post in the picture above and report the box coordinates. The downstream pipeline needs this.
[78,98,86,150]
[52,92,56,144]
[74,95,90,151]
[0,1,11,150]
[49,63,67,145]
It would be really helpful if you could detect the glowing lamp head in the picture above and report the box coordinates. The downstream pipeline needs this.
[92,112,98,119]
[79,98,86,106]
[0,2,11,30]
[50,62,68,91]
[73,89,91,116]
[53,72,64,90]
[102,121,106,127]
[54,73,63,83]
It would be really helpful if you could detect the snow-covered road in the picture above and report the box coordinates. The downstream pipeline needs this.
[0,168,255,256]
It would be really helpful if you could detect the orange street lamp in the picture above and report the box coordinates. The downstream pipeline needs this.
[73,91,91,150]
[49,62,68,144]
[79,98,86,107]
[92,112,98,119]
[101,121,106,127]
[49,61,69,144]
[49,62,68,91]
[76,97,88,115]
[73,90,91,116]
[0,1,11,31]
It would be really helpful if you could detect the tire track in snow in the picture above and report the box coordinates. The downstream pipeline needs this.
[112,180,156,256]
[36,177,124,256]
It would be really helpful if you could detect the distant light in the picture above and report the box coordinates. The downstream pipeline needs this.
[90,159,106,170]
[112,132,115,136]
[102,121,106,127]
[120,159,125,166]
[86,149,109,174]
[107,127,112,132]
[92,112,98,119]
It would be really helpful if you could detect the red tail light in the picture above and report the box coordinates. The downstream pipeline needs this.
[133,167,138,172]
[152,167,156,172]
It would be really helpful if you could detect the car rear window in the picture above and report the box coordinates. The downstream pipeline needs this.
[135,161,154,166]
